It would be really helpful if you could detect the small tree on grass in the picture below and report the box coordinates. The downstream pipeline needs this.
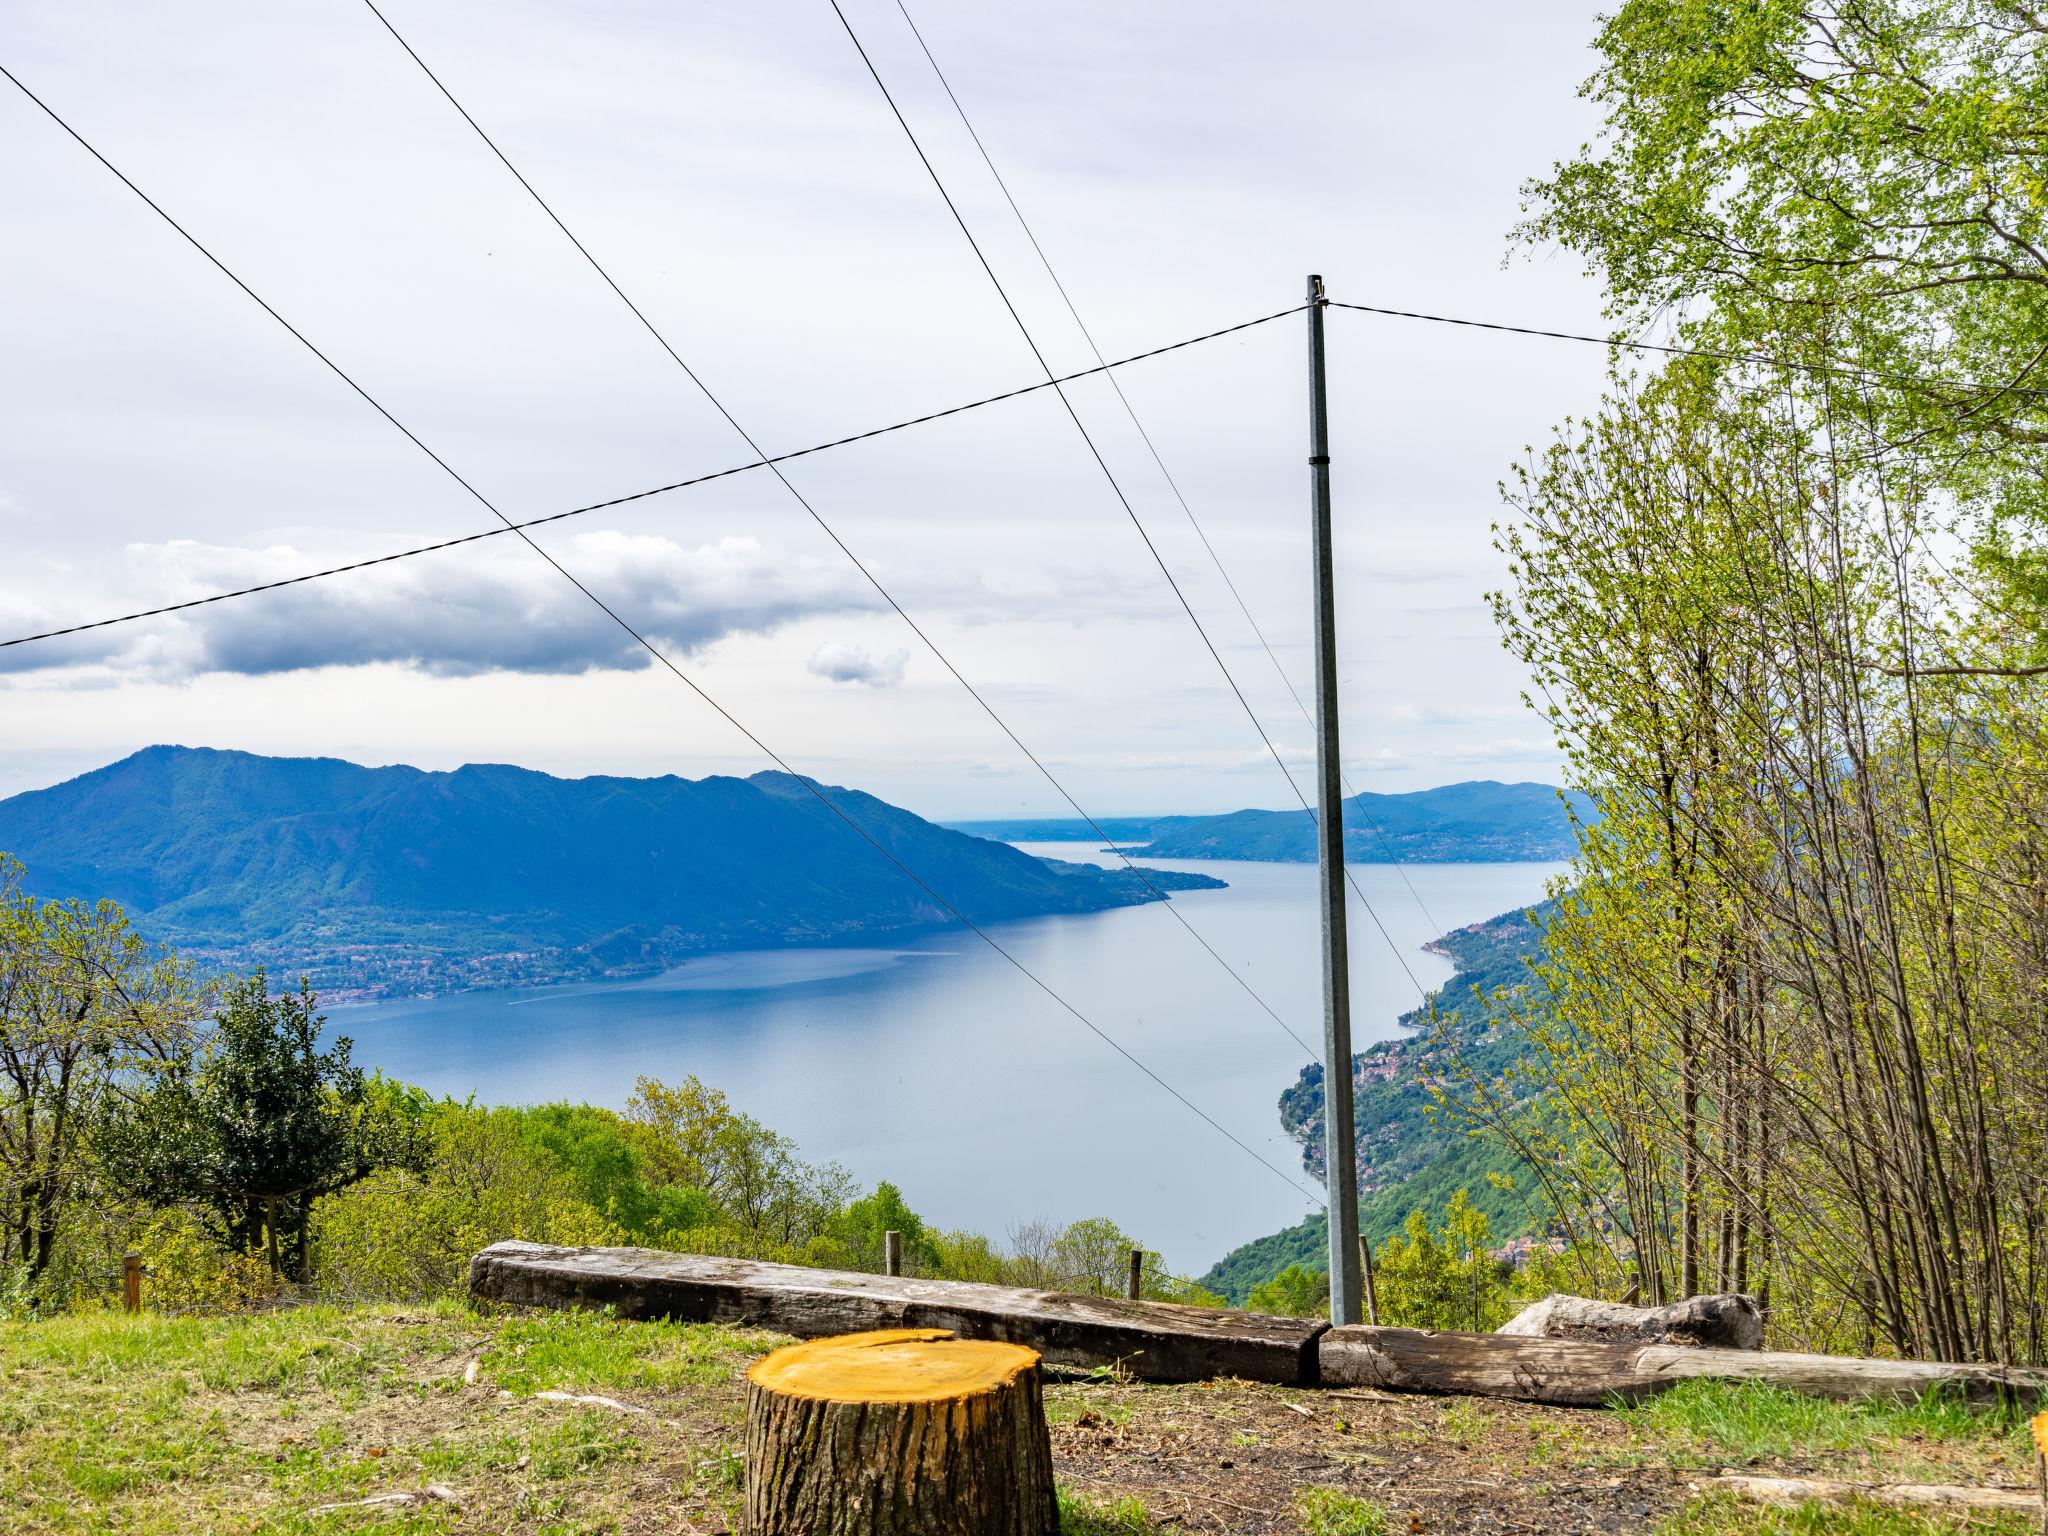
[103,971,388,1280]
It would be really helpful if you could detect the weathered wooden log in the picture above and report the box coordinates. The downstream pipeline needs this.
[1629,1341,2048,1403]
[470,1243,2048,1407]
[744,1328,1056,1536]
[1320,1325,2048,1406]
[1710,1474,2041,1514]
[1320,1324,1656,1406]
[470,1241,1322,1384]
[1499,1292,1762,1350]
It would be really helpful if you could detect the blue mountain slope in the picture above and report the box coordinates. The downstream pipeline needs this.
[1119,781,1590,863]
[0,746,1221,998]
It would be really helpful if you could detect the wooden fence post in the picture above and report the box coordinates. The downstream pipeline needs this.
[1127,1249,1143,1301]
[884,1230,902,1278]
[122,1252,142,1315]
[1358,1234,1379,1327]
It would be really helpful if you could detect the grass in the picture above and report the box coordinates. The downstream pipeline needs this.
[0,1300,774,1535]
[1653,1493,2034,1536]
[1612,1379,2044,1481]
[1058,1489,1160,1533]
[5,1303,2041,1535]
[1295,1486,1394,1535]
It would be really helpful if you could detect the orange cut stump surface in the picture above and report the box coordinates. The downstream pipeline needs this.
[746,1328,1041,1405]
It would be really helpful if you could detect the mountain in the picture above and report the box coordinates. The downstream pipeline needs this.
[0,746,1222,1000]
[1200,899,1555,1303]
[947,781,1589,863]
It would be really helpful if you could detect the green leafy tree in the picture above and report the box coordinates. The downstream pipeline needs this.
[1247,1262,1328,1319]
[312,1103,620,1299]
[1375,1191,1509,1332]
[1520,0,2048,625]
[0,858,203,1294]
[827,1181,941,1274]
[519,1103,715,1243]
[102,972,381,1279]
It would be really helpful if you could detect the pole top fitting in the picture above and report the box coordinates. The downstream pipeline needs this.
[1307,274,1326,304]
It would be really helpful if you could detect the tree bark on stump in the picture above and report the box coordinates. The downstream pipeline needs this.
[744,1328,1056,1536]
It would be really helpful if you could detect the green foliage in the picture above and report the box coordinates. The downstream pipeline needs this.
[1371,1190,1513,1332]
[1296,1487,1393,1536]
[1246,1262,1327,1318]
[1520,0,2048,619]
[827,1181,942,1274]
[310,1104,620,1300]
[1208,901,1557,1305]
[0,854,204,1302]
[519,1102,716,1243]
[98,971,377,1280]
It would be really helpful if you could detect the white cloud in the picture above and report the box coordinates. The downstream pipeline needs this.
[807,641,908,688]
[0,533,882,679]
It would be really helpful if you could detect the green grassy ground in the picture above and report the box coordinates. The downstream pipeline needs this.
[1,1303,2038,1535]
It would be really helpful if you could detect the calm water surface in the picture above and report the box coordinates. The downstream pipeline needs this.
[334,848,1560,1272]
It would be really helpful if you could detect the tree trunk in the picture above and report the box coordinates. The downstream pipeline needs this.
[744,1328,1056,1536]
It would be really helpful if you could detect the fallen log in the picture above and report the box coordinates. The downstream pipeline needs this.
[469,1241,1321,1384]
[745,1329,1057,1536]
[1320,1325,2048,1406]
[1499,1292,1762,1350]
[1319,1324,1654,1407]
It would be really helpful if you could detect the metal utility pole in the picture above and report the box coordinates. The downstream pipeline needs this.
[1307,273,1363,1326]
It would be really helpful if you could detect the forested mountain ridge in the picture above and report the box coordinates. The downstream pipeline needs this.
[951,782,1588,863]
[1201,900,1553,1302]
[0,746,1221,1000]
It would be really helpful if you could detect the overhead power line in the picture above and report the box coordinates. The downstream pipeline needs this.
[361,0,1317,1063]
[0,304,1303,653]
[824,0,1434,1004]
[0,59,1323,1207]
[1326,300,2048,401]
[889,0,1452,945]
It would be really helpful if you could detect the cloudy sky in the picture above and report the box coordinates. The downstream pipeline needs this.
[2,0,1619,819]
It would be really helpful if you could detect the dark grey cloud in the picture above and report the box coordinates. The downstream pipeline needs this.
[0,533,882,678]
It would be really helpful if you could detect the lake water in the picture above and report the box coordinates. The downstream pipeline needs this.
[333,847,1561,1274]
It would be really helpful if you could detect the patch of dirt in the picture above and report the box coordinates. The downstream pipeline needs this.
[1040,1378,1686,1534]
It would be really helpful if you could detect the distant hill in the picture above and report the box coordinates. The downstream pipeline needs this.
[948,781,1589,863]
[0,746,1221,1000]
[1200,899,1556,1303]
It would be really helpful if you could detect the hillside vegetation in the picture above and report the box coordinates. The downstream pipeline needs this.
[1203,904,1552,1304]
[0,747,1218,999]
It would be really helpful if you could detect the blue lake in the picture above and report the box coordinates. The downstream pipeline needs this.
[333,847,1561,1273]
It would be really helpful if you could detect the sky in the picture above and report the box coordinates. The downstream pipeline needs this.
[0,0,1622,820]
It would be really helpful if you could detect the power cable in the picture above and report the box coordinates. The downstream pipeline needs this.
[823,0,1433,1003]
[1,305,1304,653]
[1326,300,2048,402]
[887,0,1453,943]
[0,58,1323,1206]
[360,0,1318,1062]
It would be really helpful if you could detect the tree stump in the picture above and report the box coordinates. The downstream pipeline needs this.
[743,1327,1057,1536]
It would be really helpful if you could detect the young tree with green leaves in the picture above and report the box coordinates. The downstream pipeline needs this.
[102,971,391,1279]
[0,856,204,1294]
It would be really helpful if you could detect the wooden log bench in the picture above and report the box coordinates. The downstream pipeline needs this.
[471,1243,2048,1404]
[469,1241,1323,1384]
